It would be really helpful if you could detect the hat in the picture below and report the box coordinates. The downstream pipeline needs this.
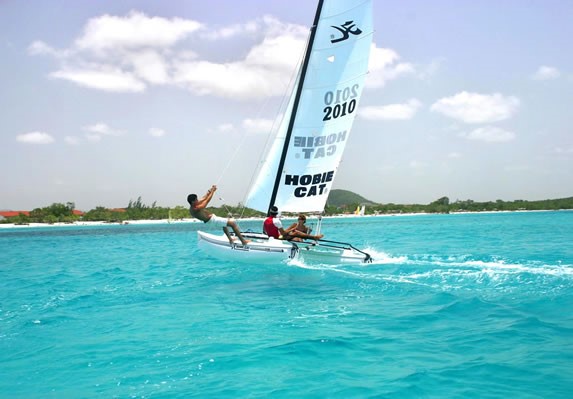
[269,206,279,215]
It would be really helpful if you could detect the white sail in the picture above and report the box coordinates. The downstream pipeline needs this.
[246,0,373,214]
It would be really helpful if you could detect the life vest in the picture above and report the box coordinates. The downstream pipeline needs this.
[263,216,280,238]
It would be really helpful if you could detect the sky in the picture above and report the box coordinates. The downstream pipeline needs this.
[1,0,572,211]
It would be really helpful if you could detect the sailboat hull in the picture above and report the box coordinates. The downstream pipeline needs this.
[197,231,370,264]
[197,231,295,263]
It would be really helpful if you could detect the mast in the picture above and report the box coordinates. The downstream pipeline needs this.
[266,0,325,216]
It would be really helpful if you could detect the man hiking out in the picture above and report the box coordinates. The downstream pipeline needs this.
[188,185,249,246]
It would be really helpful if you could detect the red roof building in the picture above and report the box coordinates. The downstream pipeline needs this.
[0,210,84,219]
[0,211,30,218]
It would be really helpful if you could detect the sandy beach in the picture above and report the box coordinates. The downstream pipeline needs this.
[0,214,397,229]
[0,213,398,228]
[0,218,204,229]
[1,210,552,229]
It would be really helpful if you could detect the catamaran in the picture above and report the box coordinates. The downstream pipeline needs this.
[198,0,373,263]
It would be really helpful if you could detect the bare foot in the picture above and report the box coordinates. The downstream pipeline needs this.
[240,240,251,245]
[315,234,323,240]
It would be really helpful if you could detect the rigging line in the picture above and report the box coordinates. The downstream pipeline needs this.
[217,197,235,218]
[215,135,246,186]
[217,196,252,235]
[214,79,288,187]
[216,48,306,223]
[215,50,304,223]
[237,36,309,220]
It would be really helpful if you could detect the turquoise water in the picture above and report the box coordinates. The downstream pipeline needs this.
[1,211,573,398]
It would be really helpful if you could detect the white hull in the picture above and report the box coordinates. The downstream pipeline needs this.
[197,231,371,264]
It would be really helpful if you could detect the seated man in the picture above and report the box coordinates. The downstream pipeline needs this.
[188,185,249,246]
[263,206,323,241]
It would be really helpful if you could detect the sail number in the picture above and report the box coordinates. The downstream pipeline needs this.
[323,84,359,121]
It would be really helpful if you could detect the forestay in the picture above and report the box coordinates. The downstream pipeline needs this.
[246,0,373,214]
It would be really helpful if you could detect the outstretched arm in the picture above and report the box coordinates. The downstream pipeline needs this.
[194,185,217,210]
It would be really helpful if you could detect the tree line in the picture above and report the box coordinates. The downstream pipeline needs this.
[2,196,572,225]
[327,196,573,215]
[1,197,265,225]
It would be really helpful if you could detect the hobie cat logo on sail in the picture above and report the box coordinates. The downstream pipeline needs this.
[330,21,363,43]
[293,130,347,159]
[285,170,334,198]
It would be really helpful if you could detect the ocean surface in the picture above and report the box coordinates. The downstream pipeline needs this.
[1,211,573,398]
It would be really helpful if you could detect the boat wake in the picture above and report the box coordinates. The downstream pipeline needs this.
[287,247,573,294]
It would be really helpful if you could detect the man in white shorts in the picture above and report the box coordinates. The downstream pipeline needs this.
[188,185,249,245]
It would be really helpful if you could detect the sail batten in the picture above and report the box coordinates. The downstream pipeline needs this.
[246,0,373,214]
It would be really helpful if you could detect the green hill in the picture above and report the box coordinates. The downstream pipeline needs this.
[327,189,376,207]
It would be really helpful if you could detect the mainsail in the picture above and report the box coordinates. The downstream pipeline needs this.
[246,0,373,214]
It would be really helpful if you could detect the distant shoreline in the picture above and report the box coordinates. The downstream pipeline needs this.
[0,209,569,230]
[0,218,202,229]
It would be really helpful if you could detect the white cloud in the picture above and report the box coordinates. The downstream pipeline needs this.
[173,61,291,98]
[83,123,125,142]
[29,12,413,99]
[448,152,462,159]
[171,39,414,99]
[245,34,305,71]
[149,128,166,137]
[64,136,81,145]
[86,134,102,143]
[84,122,122,135]
[129,50,170,84]
[258,15,308,41]
[32,12,305,97]
[28,41,62,57]
[242,118,274,134]
[201,19,262,40]
[366,45,415,88]
[218,123,235,133]
[31,11,201,93]
[461,126,516,143]
[175,50,199,61]
[359,99,422,120]
[532,65,560,80]
[172,20,307,98]
[431,92,520,124]
[75,11,203,51]
[51,66,145,92]
[417,58,444,80]
[16,131,55,144]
